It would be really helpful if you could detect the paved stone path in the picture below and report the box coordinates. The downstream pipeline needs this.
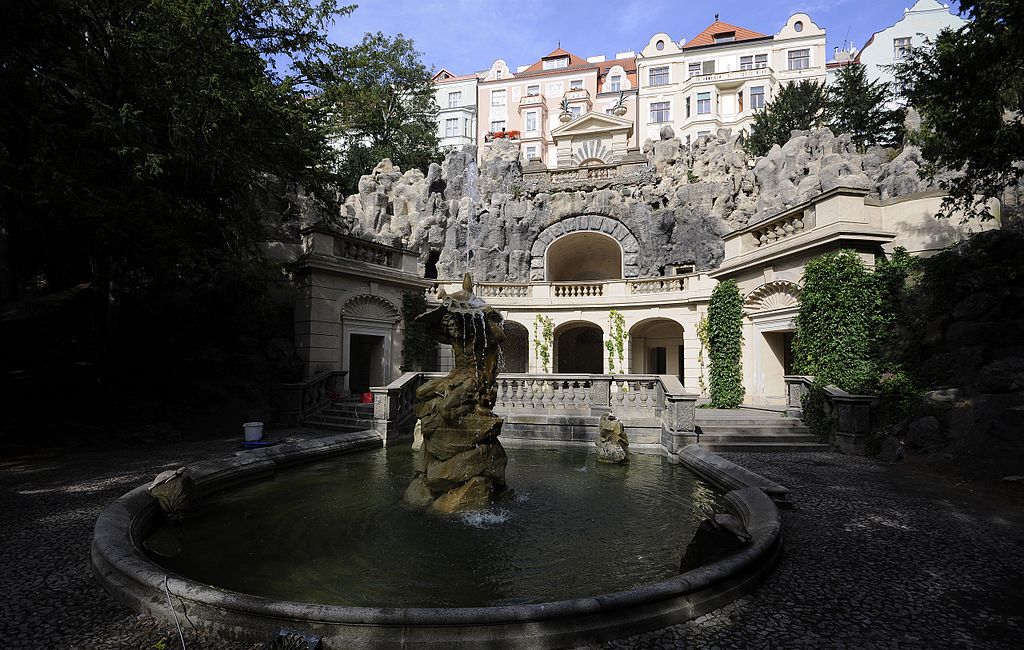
[2,442,1022,649]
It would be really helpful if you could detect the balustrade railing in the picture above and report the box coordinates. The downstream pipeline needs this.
[495,375,596,411]
[477,283,530,298]
[553,282,604,298]
[628,276,688,294]
[334,235,397,267]
[278,370,347,426]
[751,211,808,248]
[609,376,663,415]
[370,372,422,444]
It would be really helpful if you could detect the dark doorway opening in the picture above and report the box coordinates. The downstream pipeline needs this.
[556,325,604,374]
[349,334,385,394]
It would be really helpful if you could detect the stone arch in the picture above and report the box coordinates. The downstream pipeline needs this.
[743,280,801,315]
[529,215,639,281]
[501,320,529,373]
[553,320,606,374]
[341,294,401,322]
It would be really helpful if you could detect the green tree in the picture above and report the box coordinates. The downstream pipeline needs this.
[895,0,1024,219]
[306,32,441,193]
[828,63,906,150]
[0,0,347,375]
[707,280,744,408]
[744,80,829,157]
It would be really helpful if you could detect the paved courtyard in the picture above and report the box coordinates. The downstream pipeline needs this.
[1,439,1022,649]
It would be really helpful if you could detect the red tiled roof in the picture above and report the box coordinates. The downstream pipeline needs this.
[683,20,768,49]
[432,69,477,84]
[519,47,591,75]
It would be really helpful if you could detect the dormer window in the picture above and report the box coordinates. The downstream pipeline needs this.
[543,57,569,70]
[713,32,735,44]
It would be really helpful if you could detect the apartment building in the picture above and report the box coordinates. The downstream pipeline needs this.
[476,48,638,167]
[637,13,827,144]
[432,69,479,149]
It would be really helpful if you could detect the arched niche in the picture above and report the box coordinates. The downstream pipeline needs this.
[554,321,605,374]
[546,231,622,281]
[629,318,686,380]
[743,280,801,316]
[501,320,529,373]
[530,215,639,281]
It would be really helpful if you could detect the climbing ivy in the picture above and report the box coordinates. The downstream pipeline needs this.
[604,309,626,373]
[707,279,744,408]
[533,314,554,373]
[400,290,433,371]
[696,313,710,398]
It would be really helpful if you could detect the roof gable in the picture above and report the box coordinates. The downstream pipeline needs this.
[684,20,767,49]
[520,47,591,74]
[550,111,633,138]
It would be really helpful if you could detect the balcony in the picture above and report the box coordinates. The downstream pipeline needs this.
[432,274,713,306]
[519,93,545,109]
[688,66,774,89]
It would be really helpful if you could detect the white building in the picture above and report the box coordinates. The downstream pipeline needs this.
[432,69,479,150]
[853,0,967,94]
[637,13,827,145]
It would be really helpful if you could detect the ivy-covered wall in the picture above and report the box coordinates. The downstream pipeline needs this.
[707,279,744,408]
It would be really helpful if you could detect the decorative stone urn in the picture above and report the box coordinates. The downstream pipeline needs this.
[403,274,508,513]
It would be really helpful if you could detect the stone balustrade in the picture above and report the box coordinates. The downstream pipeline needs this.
[550,165,617,183]
[278,370,348,426]
[477,283,530,298]
[627,276,688,294]
[785,375,875,455]
[553,282,604,298]
[372,372,697,450]
[750,210,810,248]
[334,235,397,267]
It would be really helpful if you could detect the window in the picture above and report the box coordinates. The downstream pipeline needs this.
[525,111,537,132]
[491,90,506,106]
[740,55,753,70]
[490,120,506,132]
[750,85,765,109]
[713,32,735,44]
[447,91,461,108]
[650,101,670,123]
[755,54,768,68]
[794,21,804,33]
[688,62,701,77]
[685,96,691,118]
[738,90,744,112]
[525,146,538,160]
[649,66,669,86]
[570,105,582,119]
[496,69,503,79]
[610,75,621,92]
[894,37,912,59]
[696,92,711,115]
[526,84,540,96]
[702,60,715,75]
[444,118,458,137]
[697,130,711,137]
[543,57,569,70]
[570,79,583,90]
[788,49,810,70]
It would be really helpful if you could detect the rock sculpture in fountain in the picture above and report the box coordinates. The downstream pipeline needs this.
[403,273,508,514]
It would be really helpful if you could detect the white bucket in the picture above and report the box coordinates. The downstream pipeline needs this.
[243,421,264,442]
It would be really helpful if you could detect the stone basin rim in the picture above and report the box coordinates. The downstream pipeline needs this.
[91,431,782,643]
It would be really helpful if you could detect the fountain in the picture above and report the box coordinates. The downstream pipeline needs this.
[403,273,508,513]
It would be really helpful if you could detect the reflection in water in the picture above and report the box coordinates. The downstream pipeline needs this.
[149,446,723,608]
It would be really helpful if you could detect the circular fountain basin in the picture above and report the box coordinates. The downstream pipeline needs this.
[92,432,782,648]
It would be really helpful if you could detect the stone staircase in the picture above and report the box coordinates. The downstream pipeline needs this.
[302,400,375,433]
[696,408,830,453]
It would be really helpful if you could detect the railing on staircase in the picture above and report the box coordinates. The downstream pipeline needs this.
[785,375,875,454]
[278,370,348,426]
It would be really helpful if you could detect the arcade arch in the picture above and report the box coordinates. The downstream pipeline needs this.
[553,321,605,374]
[628,318,685,380]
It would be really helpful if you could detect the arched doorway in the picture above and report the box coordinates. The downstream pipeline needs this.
[341,295,401,394]
[554,322,605,374]
[546,232,622,281]
[629,318,685,380]
[745,280,801,405]
[501,320,529,373]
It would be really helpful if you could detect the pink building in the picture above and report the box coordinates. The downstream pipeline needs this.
[477,48,638,168]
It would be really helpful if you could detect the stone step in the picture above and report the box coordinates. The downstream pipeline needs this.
[697,433,819,444]
[699,441,832,453]
[301,418,371,433]
[696,423,809,433]
[309,414,374,426]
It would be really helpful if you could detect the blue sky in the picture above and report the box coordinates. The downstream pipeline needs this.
[326,0,963,73]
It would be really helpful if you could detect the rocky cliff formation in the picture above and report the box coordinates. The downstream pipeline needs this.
[334,127,943,281]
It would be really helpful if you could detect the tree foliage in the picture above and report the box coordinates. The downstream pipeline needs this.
[828,63,906,150]
[895,0,1024,219]
[304,32,440,193]
[744,80,828,157]
[707,280,744,408]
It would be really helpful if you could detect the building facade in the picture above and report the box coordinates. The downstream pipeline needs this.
[855,0,966,94]
[476,48,638,167]
[637,13,827,144]
[432,69,479,150]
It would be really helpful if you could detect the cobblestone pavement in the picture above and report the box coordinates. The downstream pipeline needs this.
[2,442,1022,649]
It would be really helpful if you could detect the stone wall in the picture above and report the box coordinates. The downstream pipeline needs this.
[336,127,943,282]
